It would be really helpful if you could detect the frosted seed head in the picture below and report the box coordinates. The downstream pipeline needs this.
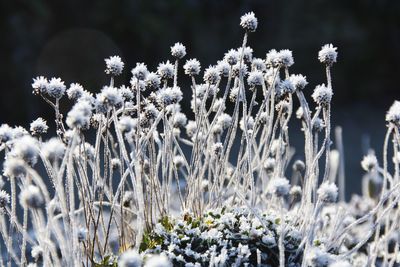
[131,63,149,81]
[31,245,43,261]
[184,58,201,76]
[224,49,240,66]
[170,42,186,59]
[313,118,325,132]
[386,100,400,126]
[318,44,338,66]
[46,77,66,99]
[247,71,264,87]
[173,155,185,169]
[203,66,221,85]
[118,249,142,267]
[266,49,280,68]
[289,74,308,91]
[13,135,39,165]
[212,142,223,156]
[157,61,174,80]
[42,138,66,162]
[263,157,276,173]
[293,160,305,172]
[361,154,378,172]
[280,79,295,95]
[317,182,338,203]
[145,72,161,90]
[19,185,44,209]
[251,58,266,71]
[67,83,85,100]
[241,46,254,63]
[312,84,333,106]
[105,55,124,76]
[185,120,197,138]
[0,124,13,144]
[30,117,48,136]
[32,76,49,95]
[144,254,172,267]
[240,12,258,32]
[231,63,248,78]
[216,60,230,77]
[3,157,26,178]
[173,112,187,128]
[277,49,294,68]
[119,85,134,101]
[267,177,290,197]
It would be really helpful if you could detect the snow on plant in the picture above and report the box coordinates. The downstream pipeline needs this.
[0,11,399,267]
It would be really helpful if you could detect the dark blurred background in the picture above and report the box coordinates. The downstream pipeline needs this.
[0,0,399,195]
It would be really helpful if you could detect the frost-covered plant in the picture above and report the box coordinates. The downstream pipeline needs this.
[0,11,399,267]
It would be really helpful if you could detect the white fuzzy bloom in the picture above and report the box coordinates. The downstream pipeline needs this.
[312,84,333,106]
[118,249,142,267]
[185,120,197,137]
[42,138,65,162]
[289,74,308,91]
[105,55,124,76]
[216,60,230,77]
[224,49,240,65]
[318,44,338,65]
[277,49,294,68]
[239,116,255,132]
[173,112,187,128]
[131,63,149,80]
[203,66,221,85]
[13,135,39,165]
[317,182,338,203]
[31,246,43,261]
[66,100,92,129]
[0,124,13,144]
[170,42,186,59]
[32,76,48,95]
[361,154,378,172]
[0,190,10,208]
[144,254,172,267]
[173,155,185,168]
[145,72,161,90]
[19,185,44,209]
[305,248,332,267]
[30,117,48,135]
[111,158,121,169]
[99,86,123,108]
[3,157,26,177]
[247,71,264,87]
[212,142,223,156]
[46,77,66,99]
[74,142,95,161]
[251,58,266,71]
[67,83,85,100]
[217,113,232,130]
[267,177,290,197]
[119,85,134,101]
[263,157,276,172]
[119,116,136,133]
[242,46,253,63]
[231,62,248,78]
[157,61,174,80]
[184,58,201,76]
[266,49,280,68]
[157,86,183,106]
[240,12,258,32]
[279,79,295,95]
[386,100,400,125]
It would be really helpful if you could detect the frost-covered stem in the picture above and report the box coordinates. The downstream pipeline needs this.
[278,199,285,267]
[335,126,346,201]
[174,59,179,87]
[322,105,331,183]
[7,176,16,267]
[20,207,28,266]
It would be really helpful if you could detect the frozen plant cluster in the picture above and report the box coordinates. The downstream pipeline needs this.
[0,11,399,267]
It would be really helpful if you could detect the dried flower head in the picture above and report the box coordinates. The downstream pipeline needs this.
[30,117,48,136]
[317,182,338,203]
[240,12,258,32]
[46,77,66,99]
[32,76,48,95]
[67,83,85,100]
[105,55,124,76]
[386,100,400,126]
[118,249,142,267]
[131,63,149,81]
[184,58,201,76]
[19,185,44,209]
[157,61,175,80]
[361,154,378,172]
[170,42,186,59]
[318,44,338,65]
[267,177,290,197]
[312,84,333,106]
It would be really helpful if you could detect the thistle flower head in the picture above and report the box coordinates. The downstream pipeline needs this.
[386,100,400,125]
[19,185,44,209]
[312,84,332,106]
[42,137,65,162]
[184,58,201,76]
[216,60,230,77]
[170,42,186,59]
[67,83,85,100]
[131,63,149,80]
[118,249,142,267]
[98,86,123,109]
[361,154,378,172]
[317,182,338,203]
[224,49,240,65]
[145,72,161,90]
[157,61,174,80]
[247,71,264,87]
[240,12,258,32]
[46,77,66,99]
[251,58,266,71]
[105,55,124,76]
[203,66,221,85]
[32,76,48,95]
[277,49,294,68]
[267,177,290,197]
[30,117,48,136]
[289,74,308,91]
[318,44,338,66]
